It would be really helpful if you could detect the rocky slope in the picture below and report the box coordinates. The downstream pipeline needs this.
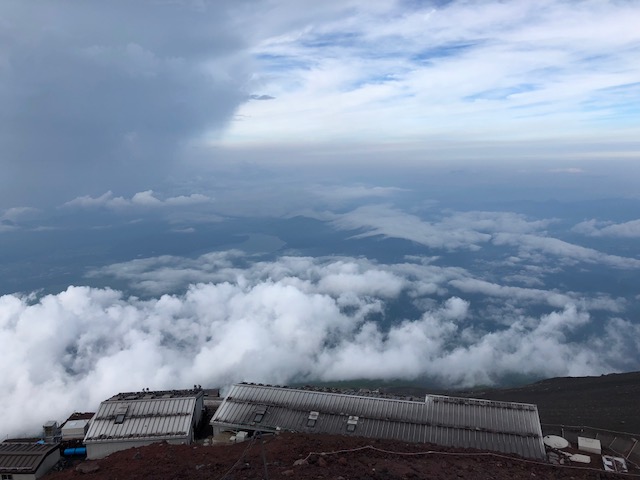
[46,432,632,480]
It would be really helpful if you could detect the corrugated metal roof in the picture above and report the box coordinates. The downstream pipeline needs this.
[85,395,198,444]
[0,443,59,474]
[211,384,546,459]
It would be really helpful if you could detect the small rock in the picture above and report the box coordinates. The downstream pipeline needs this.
[338,457,347,466]
[76,462,100,474]
[282,469,295,476]
[318,457,328,467]
[132,451,142,460]
[195,464,205,471]
[294,459,309,466]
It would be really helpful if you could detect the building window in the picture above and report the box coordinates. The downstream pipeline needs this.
[253,406,267,423]
[2,474,14,480]
[113,404,129,424]
[307,411,319,428]
[346,415,358,432]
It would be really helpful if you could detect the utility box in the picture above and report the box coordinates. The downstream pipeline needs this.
[43,421,59,442]
[578,437,602,455]
[62,419,90,440]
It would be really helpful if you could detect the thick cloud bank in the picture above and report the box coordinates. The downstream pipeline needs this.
[2,252,639,437]
[0,1,248,205]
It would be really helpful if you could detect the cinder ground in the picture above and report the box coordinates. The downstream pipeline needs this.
[45,432,633,480]
[382,372,640,433]
[459,371,640,433]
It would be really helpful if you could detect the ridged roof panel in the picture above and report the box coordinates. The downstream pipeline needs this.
[85,395,198,443]
[0,443,59,473]
[212,384,545,459]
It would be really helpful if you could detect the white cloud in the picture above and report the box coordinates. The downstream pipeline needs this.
[573,218,640,238]
[217,0,640,152]
[1,207,41,222]
[88,250,243,295]
[329,206,640,269]
[316,264,406,299]
[130,190,163,207]
[449,278,571,309]
[165,193,211,206]
[62,190,213,210]
[61,191,116,209]
[331,205,492,250]
[2,250,638,437]
[439,211,554,234]
[449,278,624,313]
[572,219,606,236]
[0,207,43,232]
[493,232,640,269]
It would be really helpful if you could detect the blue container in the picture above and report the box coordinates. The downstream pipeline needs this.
[63,447,87,456]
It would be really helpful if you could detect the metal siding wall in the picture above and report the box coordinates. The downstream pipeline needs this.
[12,474,37,480]
[33,449,60,479]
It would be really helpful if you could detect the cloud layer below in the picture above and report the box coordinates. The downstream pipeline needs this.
[2,251,638,437]
[574,219,640,239]
[331,205,640,268]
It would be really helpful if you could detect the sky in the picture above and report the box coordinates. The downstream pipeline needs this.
[1,0,640,437]
[1,0,640,205]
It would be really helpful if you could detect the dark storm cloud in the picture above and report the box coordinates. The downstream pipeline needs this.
[0,0,249,205]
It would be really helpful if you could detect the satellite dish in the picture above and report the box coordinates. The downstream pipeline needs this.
[544,435,570,449]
